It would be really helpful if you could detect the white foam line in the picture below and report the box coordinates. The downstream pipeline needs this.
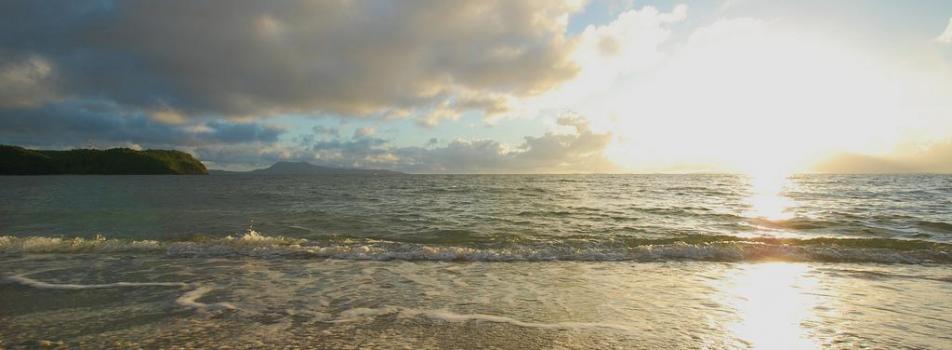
[403,309,634,332]
[4,273,236,311]
[2,274,189,289]
[330,306,632,332]
[331,306,402,322]
[174,286,237,311]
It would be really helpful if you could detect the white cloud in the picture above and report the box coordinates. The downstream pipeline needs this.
[521,5,687,114]
[936,17,952,44]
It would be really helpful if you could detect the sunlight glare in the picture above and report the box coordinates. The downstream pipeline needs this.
[742,168,796,221]
[582,18,952,173]
[724,263,820,350]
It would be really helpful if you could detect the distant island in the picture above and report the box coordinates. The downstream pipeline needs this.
[0,145,208,175]
[211,161,402,175]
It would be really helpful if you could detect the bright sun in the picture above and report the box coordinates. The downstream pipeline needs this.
[583,18,952,174]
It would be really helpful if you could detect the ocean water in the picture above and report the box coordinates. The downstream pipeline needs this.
[1,174,950,349]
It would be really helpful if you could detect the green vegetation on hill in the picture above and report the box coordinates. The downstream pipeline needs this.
[0,145,208,175]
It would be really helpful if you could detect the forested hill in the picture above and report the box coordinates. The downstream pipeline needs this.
[0,146,208,175]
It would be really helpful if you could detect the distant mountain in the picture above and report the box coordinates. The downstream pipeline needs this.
[213,161,402,175]
[0,145,208,175]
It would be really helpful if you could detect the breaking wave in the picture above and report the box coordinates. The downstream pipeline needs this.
[1,231,950,264]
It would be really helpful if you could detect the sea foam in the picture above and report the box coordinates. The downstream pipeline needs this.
[1,232,950,264]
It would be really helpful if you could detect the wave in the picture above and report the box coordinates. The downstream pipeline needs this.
[747,217,844,230]
[917,220,952,233]
[1,231,950,264]
[0,235,164,253]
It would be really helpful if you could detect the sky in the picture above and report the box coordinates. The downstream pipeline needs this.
[1,0,951,173]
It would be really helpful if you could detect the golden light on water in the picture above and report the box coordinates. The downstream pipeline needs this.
[743,169,796,221]
[723,263,821,350]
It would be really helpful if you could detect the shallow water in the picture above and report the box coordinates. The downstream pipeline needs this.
[2,257,950,349]
[1,174,951,348]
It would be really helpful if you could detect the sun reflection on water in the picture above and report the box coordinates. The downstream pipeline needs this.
[743,170,796,221]
[723,263,820,350]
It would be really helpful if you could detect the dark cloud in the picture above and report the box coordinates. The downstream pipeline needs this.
[204,120,283,144]
[0,100,283,148]
[0,0,579,120]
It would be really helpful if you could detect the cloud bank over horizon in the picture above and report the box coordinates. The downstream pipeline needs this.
[196,115,614,173]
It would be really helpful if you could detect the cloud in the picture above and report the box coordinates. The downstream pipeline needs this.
[0,55,58,108]
[418,91,512,127]
[198,115,616,173]
[0,100,283,148]
[812,141,952,173]
[312,126,340,138]
[353,127,377,138]
[936,17,952,44]
[522,5,686,114]
[508,115,614,172]
[0,0,582,122]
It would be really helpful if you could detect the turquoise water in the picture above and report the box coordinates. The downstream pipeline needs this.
[1,174,951,348]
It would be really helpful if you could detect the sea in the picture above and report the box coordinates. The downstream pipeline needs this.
[1,174,950,349]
